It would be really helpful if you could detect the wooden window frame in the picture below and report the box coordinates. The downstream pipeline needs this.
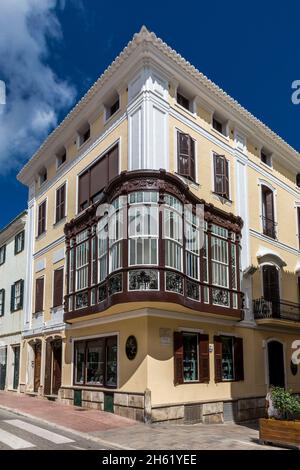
[11,279,24,312]
[73,336,118,388]
[0,245,6,265]
[214,335,244,382]
[55,183,66,224]
[53,268,64,308]
[14,230,25,255]
[213,154,230,199]
[37,200,47,237]
[177,132,196,182]
[35,277,44,314]
[174,331,210,385]
[0,289,5,316]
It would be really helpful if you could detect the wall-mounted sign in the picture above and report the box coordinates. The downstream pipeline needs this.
[126,335,137,360]
[159,328,172,345]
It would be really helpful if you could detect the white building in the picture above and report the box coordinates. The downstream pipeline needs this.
[0,211,27,391]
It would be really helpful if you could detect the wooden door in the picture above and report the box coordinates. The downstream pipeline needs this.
[52,340,62,395]
[263,265,280,317]
[34,342,41,392]
[13,346,20,390]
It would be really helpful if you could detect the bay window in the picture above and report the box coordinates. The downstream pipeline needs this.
[109,198,124,273]
[164,196,183,271]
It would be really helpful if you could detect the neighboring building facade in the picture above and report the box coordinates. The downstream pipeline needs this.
[0,211,27,392]
[17,27,300,423]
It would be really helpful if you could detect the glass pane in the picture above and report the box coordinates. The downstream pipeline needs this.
[86,339,105,385]
[106,337,117,387]
[75,343,85,384]
[221,336,234,381]
[183,334,198,382]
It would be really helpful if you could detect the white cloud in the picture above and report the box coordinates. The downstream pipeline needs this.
[0,0,76,174]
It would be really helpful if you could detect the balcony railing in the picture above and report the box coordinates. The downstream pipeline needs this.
[253,297,300,322]
[262,216,277,239]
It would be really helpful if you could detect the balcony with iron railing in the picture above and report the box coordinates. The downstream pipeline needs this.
[261,216,277,239]
[253,297,300,323]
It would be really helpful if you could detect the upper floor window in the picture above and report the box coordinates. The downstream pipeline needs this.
[14,230,25,255]
[78,123,90,147]
[177,132,195,182]
[78,144,119,212]
[56,147,67,169]
[261,185,276,239]
[35,277,44,313]
[55,184,66,224]
[213,154,229,199]
[39,168,47,186]
[212,114,227,136]
[261,149,272,167]
[0,289,5,316]
[177,92,190,111]
[0,245,6,265]
[297,207,300,250]
[37,200,47,236]
[296,173,300,188]
[53,268,64,308]
[105,93,120,121]
[11,279,24,312]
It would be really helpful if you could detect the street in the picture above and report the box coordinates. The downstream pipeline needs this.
[0,408,114,450]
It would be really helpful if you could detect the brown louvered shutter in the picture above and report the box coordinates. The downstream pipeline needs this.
[56,185,66,223]
[53,269,64,308]
[108,145,119,181]
[298,207,300,249]
[190,139,195,181]
[38,201,46,236]
[233,337,244,381]
[35,278,44,313]
[199,334,210,383]
[214,335,222,382]
[78,171,90,211]
[214,154,226,196]
[224,159,230,198]
[174,331,184,385]
[262,186,275,237]
[90,157,108,202]
[44,341,52,395]
[177,133,190,178]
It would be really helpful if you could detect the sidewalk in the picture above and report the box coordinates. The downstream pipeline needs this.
[0,391,136,433]
[0,391,279,450]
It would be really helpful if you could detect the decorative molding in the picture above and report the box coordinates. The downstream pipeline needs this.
[250,228,300,257]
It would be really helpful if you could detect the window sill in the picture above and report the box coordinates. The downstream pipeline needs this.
[260,161,273,171]
[210,127,229,141]
[174,102,197,120]
[78,136,91,150]
[14,249,24,256]
[175,172,200,189]
[53,217,66,229]
[211,192,233,205]
[36,232,46,241]
[104,109,121,126]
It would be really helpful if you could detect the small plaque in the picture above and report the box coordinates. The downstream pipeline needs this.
[160,328,172,345]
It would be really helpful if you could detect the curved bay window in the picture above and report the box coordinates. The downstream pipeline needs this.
[65,170,243,320]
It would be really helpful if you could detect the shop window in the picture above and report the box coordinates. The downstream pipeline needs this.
[214,335,244,382]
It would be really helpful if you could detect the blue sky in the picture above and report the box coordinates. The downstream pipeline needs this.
[0,0,299,228]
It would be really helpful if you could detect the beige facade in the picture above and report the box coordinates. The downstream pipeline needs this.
[17,27,300,423]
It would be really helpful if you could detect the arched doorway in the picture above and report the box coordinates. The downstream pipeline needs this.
[268,340,285,388]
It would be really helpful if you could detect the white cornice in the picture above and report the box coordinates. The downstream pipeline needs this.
[250,229,300,257]
[18,26,300,186]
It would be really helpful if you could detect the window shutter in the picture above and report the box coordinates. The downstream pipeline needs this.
[108,145,119,181]
[90,157,108,201]
[19,280,24,309]
[177,133,190,178]
[214,335,222,382]
[14,235,17,255]
[21,231,25,252]
[38,201,46,236]
[0,290,5,316]
[233,337,244,381]
[214,154,225,195]
[199,334,210,383]
[35,278,44,313]
[262,265,279,302]
[56,185,66,222]
[224,159,230,198]
[190,139,195,181]
[53,269,64,307]
[10,284,15,312]
[78,171,90,211]
[174,331,184,385]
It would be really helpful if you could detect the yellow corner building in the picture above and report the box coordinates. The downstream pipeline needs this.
[16,27,300,423]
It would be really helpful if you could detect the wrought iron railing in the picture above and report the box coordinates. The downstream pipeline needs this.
[262,216,277,239]
[253,297,300,322]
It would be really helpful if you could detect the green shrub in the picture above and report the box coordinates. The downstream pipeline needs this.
[270,387,300,420]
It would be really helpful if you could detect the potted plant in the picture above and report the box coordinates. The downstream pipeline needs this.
[260,387,300,448]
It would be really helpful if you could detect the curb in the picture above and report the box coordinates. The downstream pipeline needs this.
[0,403,133,450]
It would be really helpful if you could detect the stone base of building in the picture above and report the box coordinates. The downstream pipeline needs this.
[58,387,265,424]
